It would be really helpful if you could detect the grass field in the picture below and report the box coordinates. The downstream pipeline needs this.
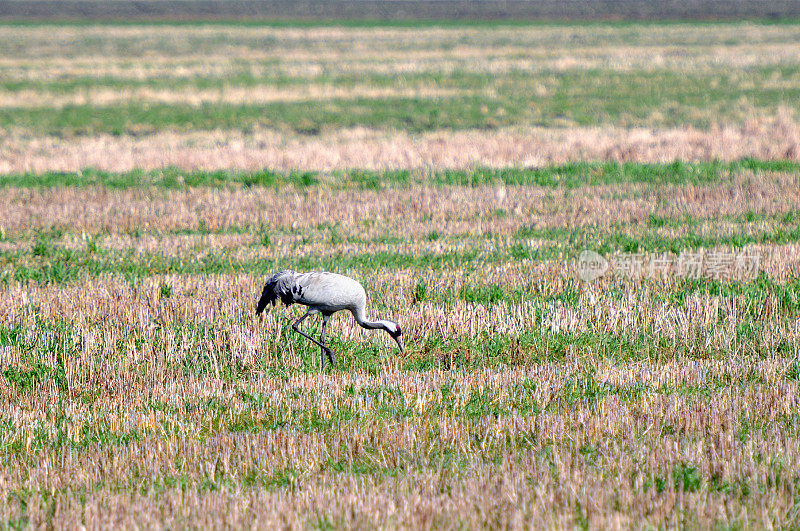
[5,0,800,21]
[1,20,800,527]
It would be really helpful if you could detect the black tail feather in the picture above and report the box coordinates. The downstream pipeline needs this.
[256,280,278,315]
[256,270,295,315]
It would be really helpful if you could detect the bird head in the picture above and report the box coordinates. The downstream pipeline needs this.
[386,322,404,353]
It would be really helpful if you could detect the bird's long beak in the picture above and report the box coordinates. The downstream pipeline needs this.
[394,335,404,354]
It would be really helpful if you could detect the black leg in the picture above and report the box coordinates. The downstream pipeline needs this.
[292,311,335,368]
[320,314,336,367]
[319,314,327,367]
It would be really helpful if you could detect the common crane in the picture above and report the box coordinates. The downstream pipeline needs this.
[256,270,403,367]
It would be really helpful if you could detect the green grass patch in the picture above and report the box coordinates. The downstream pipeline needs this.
[3,64,800,133]
[3,159,797,189]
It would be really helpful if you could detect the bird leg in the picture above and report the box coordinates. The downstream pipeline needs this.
[320,314,336,367]
[292,311,336,368]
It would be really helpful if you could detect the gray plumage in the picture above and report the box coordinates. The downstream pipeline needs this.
[256,270,403,367]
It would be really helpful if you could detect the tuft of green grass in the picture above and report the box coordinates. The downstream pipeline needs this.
[412,281,429,304]
[673,463,703,492]
[160,282,172,299]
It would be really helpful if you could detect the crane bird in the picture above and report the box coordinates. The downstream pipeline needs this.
[256,270,403,367]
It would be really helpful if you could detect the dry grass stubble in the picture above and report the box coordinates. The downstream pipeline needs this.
[3,115,800,173]
[0,341,797,526]
[2,171,800,237]
[1,198,799,526]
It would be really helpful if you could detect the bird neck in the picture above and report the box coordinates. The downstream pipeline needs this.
[352,307,394,332]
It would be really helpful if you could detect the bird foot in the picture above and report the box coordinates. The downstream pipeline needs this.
[322,347,337,368]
